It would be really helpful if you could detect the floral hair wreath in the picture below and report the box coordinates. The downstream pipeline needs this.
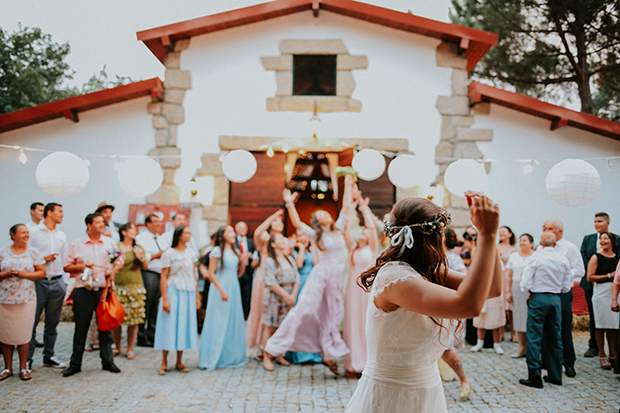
[382,211,452,255]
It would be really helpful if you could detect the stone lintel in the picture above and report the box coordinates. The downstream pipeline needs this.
[218,136,409,152]
[266,96,361,113]
[261,55,293,71]
[280,39,348,55]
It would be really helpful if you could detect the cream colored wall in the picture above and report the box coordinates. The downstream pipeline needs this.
[175,10,453,202]
[0,97,154,242]
[475,104,620,244]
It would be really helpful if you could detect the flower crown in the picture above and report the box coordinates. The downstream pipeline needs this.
[383,211,452,239]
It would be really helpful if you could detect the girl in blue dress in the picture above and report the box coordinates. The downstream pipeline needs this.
[199,226,247,370]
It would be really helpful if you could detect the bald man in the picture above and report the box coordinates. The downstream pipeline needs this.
[519,232,572,388]
[541,220,584,378]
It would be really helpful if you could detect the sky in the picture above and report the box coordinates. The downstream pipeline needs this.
[0,0,451,88]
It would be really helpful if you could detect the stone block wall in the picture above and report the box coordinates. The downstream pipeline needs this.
[434,42,493,235]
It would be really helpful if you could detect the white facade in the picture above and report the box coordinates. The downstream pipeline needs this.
[476,104,620,244]
[0,97,154,242]
[176,10,452,201]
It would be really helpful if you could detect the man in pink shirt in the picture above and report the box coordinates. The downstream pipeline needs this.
[62,213,123,377]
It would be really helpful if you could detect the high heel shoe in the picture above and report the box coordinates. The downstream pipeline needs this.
[599,356,612,370]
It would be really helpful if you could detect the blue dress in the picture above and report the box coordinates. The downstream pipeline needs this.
[286,250,322,364]
[199,246,247,370]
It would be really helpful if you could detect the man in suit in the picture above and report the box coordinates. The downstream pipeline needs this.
[519,232,572,388]
[235,221,255,320]
[579,212,619,357]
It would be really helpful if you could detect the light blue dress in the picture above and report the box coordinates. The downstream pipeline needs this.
[286,250,322,364]
[199,246,247,370]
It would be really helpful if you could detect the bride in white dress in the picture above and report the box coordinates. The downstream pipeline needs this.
[346,192,503,413]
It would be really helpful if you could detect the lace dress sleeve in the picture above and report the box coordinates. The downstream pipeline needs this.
[372,261,422,299]
[298,223,317,241]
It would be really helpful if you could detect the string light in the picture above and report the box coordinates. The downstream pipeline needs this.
[18,148,27,164]
[267,147,274,158]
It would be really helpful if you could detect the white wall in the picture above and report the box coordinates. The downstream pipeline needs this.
[0,97,154,243]
[475,104,620,246]
[177,9,452,200]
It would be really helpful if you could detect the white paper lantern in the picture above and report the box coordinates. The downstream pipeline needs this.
[116,156,163,197]
[545,159,600,207]
[222,150,257,183]
[444,159,487,197]
[36,151,90,198]
[387,154,436,189]
[352,149,386,181]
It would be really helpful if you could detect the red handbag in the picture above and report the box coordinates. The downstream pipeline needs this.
[96,285,126,331]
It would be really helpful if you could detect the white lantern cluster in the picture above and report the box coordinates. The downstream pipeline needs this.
[222,150,258,183]
[545,159,600,207]
[116,156,163,197]
[387,154,436,189]
[443,159,487,197]
[36,152,90,198]
[352,149,385,181]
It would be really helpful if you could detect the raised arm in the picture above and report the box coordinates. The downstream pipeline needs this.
[378,192,501,319]
[283,189,302,231]
[357,192,379,254]
[254,209,284,249]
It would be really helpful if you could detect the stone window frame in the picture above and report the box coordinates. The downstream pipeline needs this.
[262,39,367,113]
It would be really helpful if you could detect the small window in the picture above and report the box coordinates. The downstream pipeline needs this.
[293,55,336,96]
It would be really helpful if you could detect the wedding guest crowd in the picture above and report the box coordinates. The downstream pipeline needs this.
[2,190,619,391]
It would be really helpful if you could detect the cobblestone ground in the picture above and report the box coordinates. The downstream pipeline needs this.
[1,325,618,412]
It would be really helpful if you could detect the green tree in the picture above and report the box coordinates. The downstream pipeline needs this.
[0,26,78,114]
[451,0,620,121]
[81,64,134,94]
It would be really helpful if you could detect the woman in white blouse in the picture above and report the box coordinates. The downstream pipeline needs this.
[505,233,535,358]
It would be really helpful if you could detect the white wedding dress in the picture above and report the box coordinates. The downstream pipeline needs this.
[346,261,451,413]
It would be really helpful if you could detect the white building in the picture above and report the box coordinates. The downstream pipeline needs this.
[1,0,619,247]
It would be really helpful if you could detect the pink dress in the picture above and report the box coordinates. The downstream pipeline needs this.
[343,245,374,373]
[264,216,349,361]
[246,232,269,350]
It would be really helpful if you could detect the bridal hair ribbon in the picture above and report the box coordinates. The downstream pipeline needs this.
[383,211,452,255]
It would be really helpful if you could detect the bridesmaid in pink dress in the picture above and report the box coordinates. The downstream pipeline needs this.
[263,176,356,374]
[343,192,378,379]
[246,210,284,356]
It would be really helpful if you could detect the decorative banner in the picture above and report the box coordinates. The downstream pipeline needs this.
[444,159,487,197]
[36,151,90,198]
[387,154,435,189]
[545,159,601,207]
[116,156,163,197]
[222,150,257,183]
[352,149,385,181]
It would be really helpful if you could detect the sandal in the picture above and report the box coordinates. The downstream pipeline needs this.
[126,351,135,360]
[0,369,13,381]
[600,356,612,370]
[113,350,121,357]
[345,370,358,379]
[175,365,190,373]
[262,353,275,372]
[158,366,167,376]
[321,360,340,376]
[20,369,32,381]
[460,385,472,400]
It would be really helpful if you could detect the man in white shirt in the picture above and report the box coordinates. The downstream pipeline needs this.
[541,219,584,378]
[161,213,187,247]
[27,203,68,371]
[519,232,572,388]
[26,202,44,229]
[96,202,120,243]
[135,214,165,347]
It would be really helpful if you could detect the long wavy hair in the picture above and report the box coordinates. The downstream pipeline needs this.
[359,197,448,291]
[310,211,335,251]
[119,223,142,270]
[213,226,240,271]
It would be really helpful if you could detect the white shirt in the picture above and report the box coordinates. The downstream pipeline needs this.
[26,221,41,230]
[555,238,585,283]
[104,223,120,243]
[520,247,572,294]
[135,230,165,273]
[29,224,68,278]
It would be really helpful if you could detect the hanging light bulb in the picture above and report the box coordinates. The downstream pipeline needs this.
[267,147,274,158]
[282,143,290,153]
[18,148,27,164]
[189,177,198,197]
